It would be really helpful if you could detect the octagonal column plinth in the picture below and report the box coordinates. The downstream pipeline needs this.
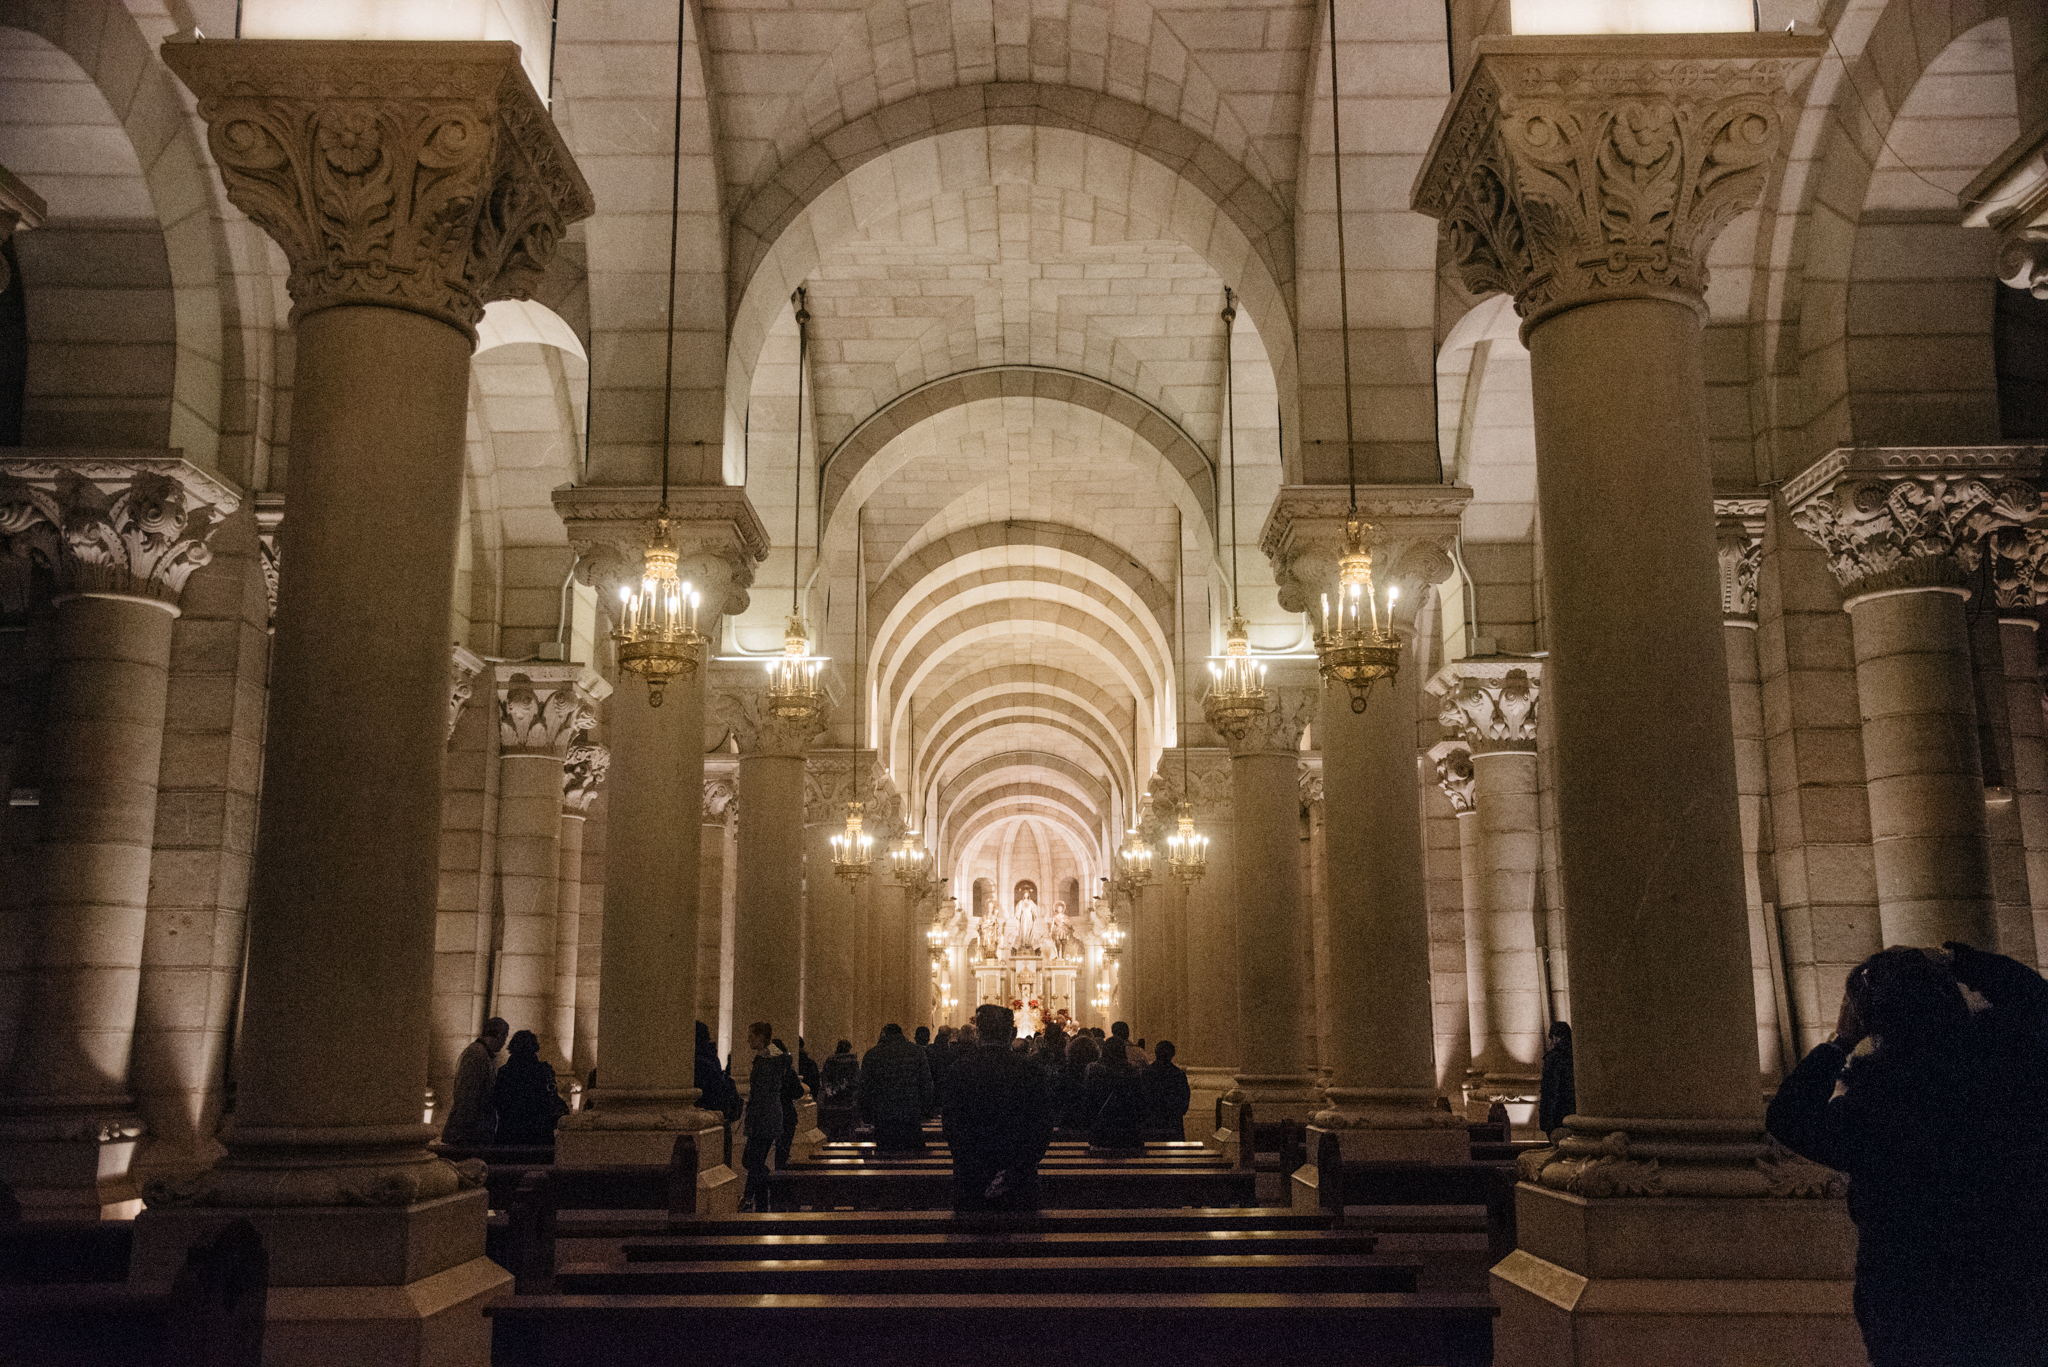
[1416,32,1860,1363]
[0,456,239,1218]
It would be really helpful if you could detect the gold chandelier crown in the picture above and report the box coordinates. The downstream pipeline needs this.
[1165,800,1207,886]
[1204,610,1269,730]
[829,799,872,884]
[612,507,704,707]
[1315,515,1402,713]
[763,615,825,719]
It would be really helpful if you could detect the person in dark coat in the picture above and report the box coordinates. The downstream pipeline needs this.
[1767,943,2048,1367]
[1085,1036,1144,1149]
[490,1030,567,1146]
[1537,1021,1575,1139]
[859,1023,935,1151]
[1055,1033,1098,1131]
[694,1020,741,1121]
[818,1039,860,1140]
[440,1017,507,1146]
[739,1022,792,1213]
[795,1037,821,1104]
[1138,1039,1191,1139]
[772,1037,804,1168]
[925,1026,953,1116]
[941,1004,1054,1214]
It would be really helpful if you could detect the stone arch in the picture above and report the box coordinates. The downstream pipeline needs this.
[871,518,1173,631]
[923,705,1126,797]
[938,750,1110,815]
[914,675,1134,797]
[944,763,1108,833]
[948,797,1102,877]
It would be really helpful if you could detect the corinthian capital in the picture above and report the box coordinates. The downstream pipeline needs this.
[1427,659,1542,755]
[1962,123,2048,299]
[554,485,770,624]
[1260,485,1471,624]
[1209,686,1316,758]
[1429,740,1476,814]
[160,39,593,340]
[448,645,485,743]
[1413,34,1821,334]
[562,743,610,812]
[715,686,827,758]
[496,663,611,758]
[1715,496,1767,623]
[0,452,241,609]
[1782,447,2046,599]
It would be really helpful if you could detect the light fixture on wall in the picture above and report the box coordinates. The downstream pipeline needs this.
[1309,0,1403,714]
[611,6,704,708]
[1203,286,1269,733]
[764,287,826,721]
[831,506,874,885]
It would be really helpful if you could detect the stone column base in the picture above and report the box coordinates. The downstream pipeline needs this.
[0,1116,143,1218]
[552,1117,740,1218]
[131,1189,506,1367]
[1494,1184,1863,1366]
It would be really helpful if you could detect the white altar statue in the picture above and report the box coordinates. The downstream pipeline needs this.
[1015,893,1040,953]
[991,902,1017,953]
[1047,902,1073,959]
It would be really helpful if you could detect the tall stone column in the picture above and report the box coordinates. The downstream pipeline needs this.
[556,741,608,1087]
[145,37,591,1361]
[1428,739,1481,1102]
[720,688,825,1068]
[552,488,764,1184]
[492,666,607,1069]
[1718,498,1792,1081]
[1417,32,1858,1362]
[700,771,738,1053]
[1987,524,2048,968]
[1205,682,1319,1128]
[1263,491,1471,1176]
[1786,447,2044,949]
[0,457,238,1217]
[801,752,885,1051]
[1148,750,1232,1124]
[1428,658,1546,1118]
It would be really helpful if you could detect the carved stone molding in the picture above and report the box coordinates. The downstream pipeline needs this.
[0,163,47,295]
[1298,763,1324,808]
[561,743,610,812]
[1988,525,2048,613]
[253,492,284,632]
[448,645,485,744]
[1429,740,1476,814]
[554,485,770,622]
[496,663,610,758]
[1260,485,1472,623]
[1962,122,2048,299]
[801,752,898,828]
[1714,495,1767,623]
[1146,751,1234,821]
[715,687,827,759]
[1413,34,1822,335]
[0,451,242,610]
[1781,447,2046,599]
[703,772,739,824]
[1427,659,1542,755]
[160,39,593,340]
[1209,686,1316,758]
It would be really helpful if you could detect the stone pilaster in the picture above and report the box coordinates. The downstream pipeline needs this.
[1961,122,2048,299]
[554,742,607,1096]
[1430,738,1482,1104]
[1785,446,2047,949]
[0,454,240,1217]
[1416,32,1858,1362]
[143,38,591,1362]
[701,766,739,1059]
[802,752,893,1053]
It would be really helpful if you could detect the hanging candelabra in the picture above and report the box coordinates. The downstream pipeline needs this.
[1165,801,1207,885]
[1203,286,1268,733]
[831,507,873,885]
[1309,0,1405,714]
[829,801,872,883]
[891,832,933,888]
[764,286,827,723]
[611,4,705,707]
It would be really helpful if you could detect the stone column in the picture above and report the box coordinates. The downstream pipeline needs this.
[492,666,607,1070]
[1984,526,2048,968]
[1786,447,2045,950]
[556,741,608,1089]
[1263,491,1472,1175]
[801,753,884,1051]
[1428,660,1545,1117]
[700,771,737,1053]
[432,646,493,1120]
[1204,682,1319,1128]
[551,487,765,1186]
[571,789,607,1085]
[143,37,591,1360]
[720,688,824,1069]
[1428,739,1480,1102]
[1148,750,1231,1120]
[1417,33,1858,1361]
[1717,498,1792,1081]
[0,456,238,1217]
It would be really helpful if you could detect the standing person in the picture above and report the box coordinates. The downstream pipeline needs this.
[1537,1021,1575,1140]
[858,1023,935,1151]
[1086,1036,1144,1149]
[1139,1040,1191,1140]
[1056,1033,1099,1131]
[694,1021,741,1122]
[795,1036,820,1105]
[490,1030,567,1146]
[819,1039,860,1141]
[925,1026,954,1116]
[739,1023,791,1213]
[440,1017,508,1147]
[942,1004,1054,1214]
[1767,944,2048,1366]
[772,1037,804,1169]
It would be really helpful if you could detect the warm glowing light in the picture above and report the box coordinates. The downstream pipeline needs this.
[1509,0,1755,34]
[236,0,555,101]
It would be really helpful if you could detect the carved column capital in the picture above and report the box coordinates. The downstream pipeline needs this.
[1259,485,1472,622]
[715,686,827,758]
[160,39,593,341]
[254,492,284,632]
[562,743,610,812]
[1298,763,1324,808]
[1413,34,1821,336]
[1962,123,2048,299]
[1782,447,2047,600]
[801,753,897,828]
[0,452,242,610]
[448,645,485,744]
[1429,740,1476,814]
[1211,685,1316,758]
[1146,750,1234,820]
[496,663,611,758]
[1714,495,1767,623]
[0,163,47,295]
[703,771,739,823]
[554,485,771,624]
[1427,658,1542,755]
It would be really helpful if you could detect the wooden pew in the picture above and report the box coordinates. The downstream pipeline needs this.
[490,1132,712,1290]
[618,1227,1384,1262]
[1304,1129,1521,1265]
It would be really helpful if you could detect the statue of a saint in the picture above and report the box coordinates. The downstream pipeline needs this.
[1048,902,1073,959]
[1015,892,1040,953]
[991,903,1016,954]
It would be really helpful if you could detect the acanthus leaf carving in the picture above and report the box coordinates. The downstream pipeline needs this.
[562,743,611,812]
[1429,740,1476,815]
[1427,661,1541,754]
[496,665,610,758]
[0,457,241,609]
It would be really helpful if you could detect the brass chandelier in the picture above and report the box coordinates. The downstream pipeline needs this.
[764,287,826,724]
[830,506,873,885]
[1164,554,1207,886]
[1203,287,1267,733]
[1310,0,1404,714]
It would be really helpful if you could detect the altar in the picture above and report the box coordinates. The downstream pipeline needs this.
[965,880,1085,1032]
